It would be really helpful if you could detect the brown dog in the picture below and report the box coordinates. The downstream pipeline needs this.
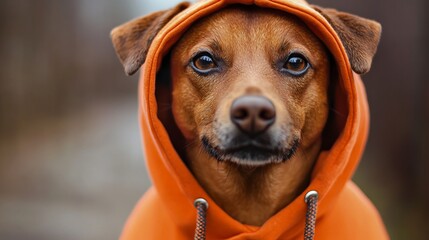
[111,2,382,231]
[170,6,329,225]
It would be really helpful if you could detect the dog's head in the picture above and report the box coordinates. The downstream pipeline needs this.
[111,3,381,167]
[170,6,331,166]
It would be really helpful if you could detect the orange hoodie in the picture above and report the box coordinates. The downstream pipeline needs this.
[114,0,389,239]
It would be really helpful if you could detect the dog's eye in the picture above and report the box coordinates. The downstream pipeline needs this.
[191,52,218,74]
[282,54,310,76]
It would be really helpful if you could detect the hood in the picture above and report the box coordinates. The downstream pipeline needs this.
[111,0,384,239]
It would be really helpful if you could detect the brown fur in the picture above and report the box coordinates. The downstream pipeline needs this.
[111,3,381,226]
[313,6,382,74]
[110,2,189,75]
[170,6,329,225]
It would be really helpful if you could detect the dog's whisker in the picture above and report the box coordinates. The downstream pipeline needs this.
[323,102,346,118]
[157,106,172,113]
[329,107,346,117]
[184,139,198,150]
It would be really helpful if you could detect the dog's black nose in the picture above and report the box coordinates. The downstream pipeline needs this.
[230,95,276,136]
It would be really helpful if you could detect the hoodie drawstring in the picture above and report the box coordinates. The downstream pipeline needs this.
[194,198,209,240]
[304,190,319,240]
[193,190,318,240]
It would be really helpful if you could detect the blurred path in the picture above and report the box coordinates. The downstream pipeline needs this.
[0,98,149,240]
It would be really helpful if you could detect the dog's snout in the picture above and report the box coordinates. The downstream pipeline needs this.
[230,96,276,136]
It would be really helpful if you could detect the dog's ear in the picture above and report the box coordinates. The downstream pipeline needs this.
[312,6,382,74]
[110,2,190,76]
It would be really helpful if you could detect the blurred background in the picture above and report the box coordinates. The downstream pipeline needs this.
[0,0,427,239]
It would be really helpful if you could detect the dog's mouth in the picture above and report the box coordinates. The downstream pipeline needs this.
[201,136,300,166]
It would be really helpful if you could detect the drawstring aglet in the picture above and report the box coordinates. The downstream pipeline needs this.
[304,190,319,240]
[194,198,209,240]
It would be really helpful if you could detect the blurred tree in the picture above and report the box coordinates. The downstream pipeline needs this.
[0,0,139,137]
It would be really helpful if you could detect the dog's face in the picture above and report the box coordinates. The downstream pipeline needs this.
[171,7,330,166]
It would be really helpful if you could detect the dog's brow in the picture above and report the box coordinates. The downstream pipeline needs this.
[279,42,291,53]
[207,39,223,53]
[276,27,294,52]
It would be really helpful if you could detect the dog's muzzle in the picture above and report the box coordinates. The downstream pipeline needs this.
[201,96,299,166]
